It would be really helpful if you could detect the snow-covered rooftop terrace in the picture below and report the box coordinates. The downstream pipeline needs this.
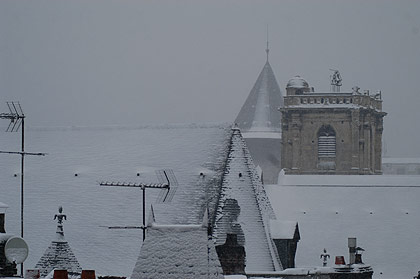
[382,157,420,164]
[266,173,420,279]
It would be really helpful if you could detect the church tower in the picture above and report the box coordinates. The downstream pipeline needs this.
[281,75,386,175]
[235,43,283,183]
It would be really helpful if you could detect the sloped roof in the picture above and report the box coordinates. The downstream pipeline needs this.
[266,174,420,279]
[35,220,82,277]
[269,220,299,240]
[213,128,281,272]
[235,61,283,136]
[34,241,82,277]
[0,124,231,276]
[130,223,223,279]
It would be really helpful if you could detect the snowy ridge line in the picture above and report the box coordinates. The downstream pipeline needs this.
[150,223,204,229]
[208,129,234,227]
[263,214,283,271]
[23,122,231,132]
[214,128,277,271]
[239,132,275,219]
[237,130,281,270]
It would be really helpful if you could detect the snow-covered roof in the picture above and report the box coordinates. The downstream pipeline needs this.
[247,265,373,278]
[0,124,231,276]
[0,234,13,243]
[130,222,223,279]
[0,202,8,214]
[382,157,420,164]
[269,220,298,240]
[213,128,281,272]
[35,208,82,277]
[235,61,283,134]
[35,241,82,277]
[241,131,281,139]
[277,173,420,187]
[286,76,309,89]
[266,174,420,279]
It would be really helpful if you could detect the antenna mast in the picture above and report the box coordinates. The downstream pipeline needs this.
[266,24,270,62]
[0,102,46,277]
[99,170,174,241]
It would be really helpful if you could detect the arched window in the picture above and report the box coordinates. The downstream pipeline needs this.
[318,125,336,158]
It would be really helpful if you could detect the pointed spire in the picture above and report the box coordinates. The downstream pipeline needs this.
[235,55,283,135]
[266,24,270,62]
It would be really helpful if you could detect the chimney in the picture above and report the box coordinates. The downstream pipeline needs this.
[348,237,357,264]
[81,270,95,279]
[0,213,5,233]
[215,234,246,275]
[53,270,68,279]
[0,203,8,233]
[25,269,40,279]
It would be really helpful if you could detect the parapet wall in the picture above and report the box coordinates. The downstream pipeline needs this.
[284,93,383,111]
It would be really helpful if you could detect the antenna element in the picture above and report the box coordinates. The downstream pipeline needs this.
[266,24,270,62]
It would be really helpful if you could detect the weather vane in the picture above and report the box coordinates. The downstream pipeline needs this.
[330,69,342,92]
[320,248,330,267]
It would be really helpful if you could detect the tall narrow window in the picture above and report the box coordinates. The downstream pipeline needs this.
[318,125,336,158]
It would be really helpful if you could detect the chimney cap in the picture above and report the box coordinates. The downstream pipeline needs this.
[348,237,357,248]
[0,202,8,214]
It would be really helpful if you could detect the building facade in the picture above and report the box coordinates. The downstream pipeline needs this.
[281,76,386,175]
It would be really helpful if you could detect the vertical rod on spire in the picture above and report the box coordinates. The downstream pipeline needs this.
[265,24,269,62]
[142,186,146,241]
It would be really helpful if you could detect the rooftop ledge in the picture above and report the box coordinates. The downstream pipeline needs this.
[283,93,383,111]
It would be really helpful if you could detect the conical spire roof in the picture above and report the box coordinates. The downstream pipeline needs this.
[235,61,283,136]
[34,207,82,277]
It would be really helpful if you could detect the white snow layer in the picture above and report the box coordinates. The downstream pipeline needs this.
[130,225,223,279]
[266,174,420,279]
[241,132,281,139]
[0,202,8,214]
[214,129,280,272]
[269,220,298,239]
[382,157,420,164]
[0,124,231,276]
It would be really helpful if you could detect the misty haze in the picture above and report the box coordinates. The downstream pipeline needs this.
[1,1,420,279]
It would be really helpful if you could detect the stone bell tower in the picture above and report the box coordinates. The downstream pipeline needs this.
[281,74,386,175]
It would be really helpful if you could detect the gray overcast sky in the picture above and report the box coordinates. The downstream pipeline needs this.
[1,0,420,157]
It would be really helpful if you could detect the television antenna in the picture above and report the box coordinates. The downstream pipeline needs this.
[99,169,176,241]
[0,102,46,276]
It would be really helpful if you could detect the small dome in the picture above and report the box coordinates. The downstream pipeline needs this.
[286,75,309,89]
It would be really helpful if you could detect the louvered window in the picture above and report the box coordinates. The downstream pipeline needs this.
[318,126,336,158]
[318,135,336,158]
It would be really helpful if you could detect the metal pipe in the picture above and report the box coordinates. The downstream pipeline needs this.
[20,117,24,277]
[142,186,145,241]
